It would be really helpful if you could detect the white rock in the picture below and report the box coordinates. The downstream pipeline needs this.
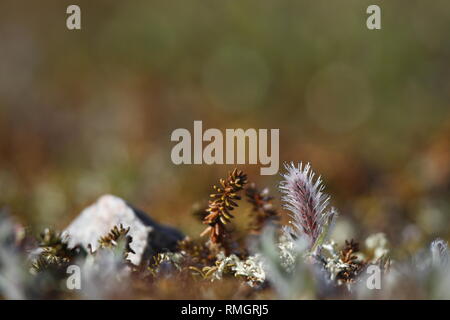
[63,194,184,265]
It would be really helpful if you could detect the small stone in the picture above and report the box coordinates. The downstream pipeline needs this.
[63,194,184,265]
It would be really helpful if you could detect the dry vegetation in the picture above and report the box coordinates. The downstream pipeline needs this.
[1,163,449,299]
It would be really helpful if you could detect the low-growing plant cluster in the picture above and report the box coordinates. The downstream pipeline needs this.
[0,164,449,299]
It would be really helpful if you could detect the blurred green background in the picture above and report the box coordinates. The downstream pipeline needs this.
[0,1,449,257]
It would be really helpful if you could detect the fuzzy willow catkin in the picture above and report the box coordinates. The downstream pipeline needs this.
[279,162,335,250]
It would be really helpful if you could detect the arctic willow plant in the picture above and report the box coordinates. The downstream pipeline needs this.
[280,162,336,253]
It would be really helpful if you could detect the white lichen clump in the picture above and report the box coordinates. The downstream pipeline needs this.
[206,252,266,286]
[365,233,389,261]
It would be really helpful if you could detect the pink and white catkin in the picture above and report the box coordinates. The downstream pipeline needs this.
[279,162,335,249]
